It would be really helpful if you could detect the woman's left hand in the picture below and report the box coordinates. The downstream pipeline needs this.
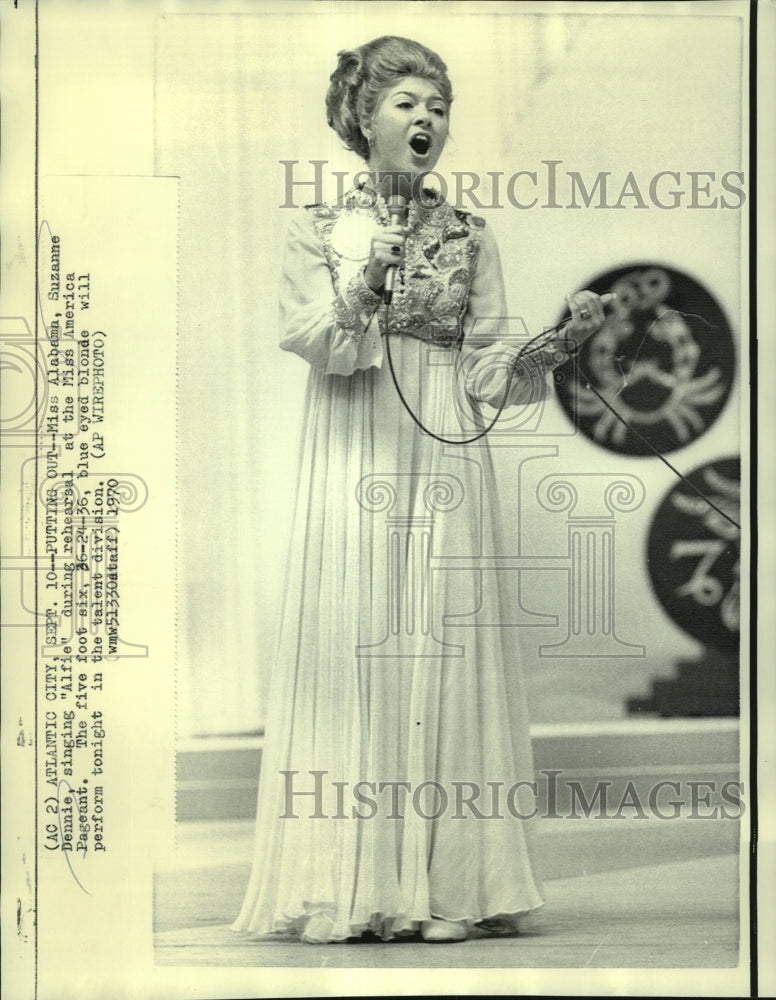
[564,290,617,346]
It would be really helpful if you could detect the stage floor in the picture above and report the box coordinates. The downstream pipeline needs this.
[154,815,741,969]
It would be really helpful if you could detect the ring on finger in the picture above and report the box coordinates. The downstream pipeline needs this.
[391,245,401,256]
[580,307,591,320]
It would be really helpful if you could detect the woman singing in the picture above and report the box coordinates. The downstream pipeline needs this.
[233,34,609,944]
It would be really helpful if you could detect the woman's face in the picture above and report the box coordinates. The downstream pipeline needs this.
[366,75,449,180]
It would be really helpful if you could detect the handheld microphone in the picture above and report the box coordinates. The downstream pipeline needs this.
[384,195,408,305]
[383,173,412,305]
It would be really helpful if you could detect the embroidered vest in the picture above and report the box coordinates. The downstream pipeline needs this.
[306,187,485,349]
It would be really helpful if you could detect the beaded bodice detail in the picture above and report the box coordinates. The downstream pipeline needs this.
[306,187,485,349]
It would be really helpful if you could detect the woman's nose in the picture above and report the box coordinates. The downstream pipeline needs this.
[414,109,432,127]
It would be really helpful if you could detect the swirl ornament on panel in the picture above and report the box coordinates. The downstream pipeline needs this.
[647,456,740,654]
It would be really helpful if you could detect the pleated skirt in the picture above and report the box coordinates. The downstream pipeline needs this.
[232,334,544,943]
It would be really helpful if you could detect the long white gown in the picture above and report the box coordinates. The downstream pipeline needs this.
[233,186,550,943]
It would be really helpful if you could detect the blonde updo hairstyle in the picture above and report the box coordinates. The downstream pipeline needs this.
[326,35,453,162]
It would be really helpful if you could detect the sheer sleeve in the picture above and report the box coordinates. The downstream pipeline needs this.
[279,211,382,376]
[459,224,558,408]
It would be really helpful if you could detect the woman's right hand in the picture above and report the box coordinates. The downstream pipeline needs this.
[364,223,410,293]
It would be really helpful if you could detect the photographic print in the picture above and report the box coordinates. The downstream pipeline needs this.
[1,1,772,997]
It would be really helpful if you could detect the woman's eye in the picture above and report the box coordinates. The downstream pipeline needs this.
[431,108,446,117]
[397,101,413,109]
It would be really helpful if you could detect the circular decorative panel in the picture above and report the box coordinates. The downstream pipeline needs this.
[554,264,735,455]
[646,456,739,653]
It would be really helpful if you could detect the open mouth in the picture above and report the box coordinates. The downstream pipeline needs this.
[409,134,431,156]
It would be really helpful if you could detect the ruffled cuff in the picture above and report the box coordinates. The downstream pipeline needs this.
[463,342,555,408]
[334,267,382,341]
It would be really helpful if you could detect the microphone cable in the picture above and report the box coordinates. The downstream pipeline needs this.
[380,297,541,446]
[376,299,741,532]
